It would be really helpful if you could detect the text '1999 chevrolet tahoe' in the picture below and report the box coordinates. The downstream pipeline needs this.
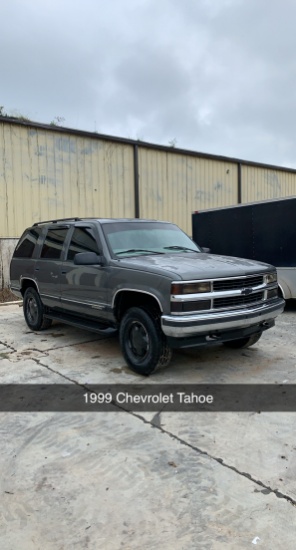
[10,218,285,375]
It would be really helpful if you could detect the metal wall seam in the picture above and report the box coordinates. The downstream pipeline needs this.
[138,148,238,233]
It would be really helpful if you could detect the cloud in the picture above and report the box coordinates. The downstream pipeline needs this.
[1,0,296,166]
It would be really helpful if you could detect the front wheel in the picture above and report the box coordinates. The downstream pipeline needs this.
[223,332,262,349]
[119,307,172,375]
[23,287,52,331]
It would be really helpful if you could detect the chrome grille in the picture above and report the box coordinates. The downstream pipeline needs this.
[214,291,264,309]
[213,275,263,292]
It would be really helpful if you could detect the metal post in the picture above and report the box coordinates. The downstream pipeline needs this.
[238,162,242,204]
[133,144,140,218]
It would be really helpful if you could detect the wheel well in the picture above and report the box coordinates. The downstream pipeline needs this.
[114,291,162,321]
[278,285,284,299]
[20,279,38,297]
[278,280,290,300]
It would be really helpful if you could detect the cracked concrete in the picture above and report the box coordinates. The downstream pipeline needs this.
[142,419,296,508]
[0,302,296,548]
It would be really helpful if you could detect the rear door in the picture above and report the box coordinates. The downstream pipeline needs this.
[35,226,70,310]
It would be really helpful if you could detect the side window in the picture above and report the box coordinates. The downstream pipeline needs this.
[40,228,68,260]
[67,228,100,261]
[14,227,42,258]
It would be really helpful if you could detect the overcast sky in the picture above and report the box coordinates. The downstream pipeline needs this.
[1,0,296,167]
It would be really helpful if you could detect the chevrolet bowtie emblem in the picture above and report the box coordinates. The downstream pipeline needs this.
[241,288,253,295]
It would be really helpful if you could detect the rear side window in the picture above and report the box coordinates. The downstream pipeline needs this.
[40,228,69,259]
[14,227,42,258]
[67,227,100,261]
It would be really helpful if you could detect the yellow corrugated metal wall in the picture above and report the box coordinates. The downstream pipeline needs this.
[138,148,238,234]
[241,165,296,203]
[0,123,135,237]
[2,119,296,240]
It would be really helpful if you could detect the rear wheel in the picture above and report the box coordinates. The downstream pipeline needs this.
[119,307,172,375]
[23,287,52,331]
[223,332,262,349]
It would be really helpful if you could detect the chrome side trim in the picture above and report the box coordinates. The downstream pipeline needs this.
[112,288,163,312]
[40,294,60,301]
[60,297,108,308]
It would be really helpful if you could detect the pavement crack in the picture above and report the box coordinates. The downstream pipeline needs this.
[7,338,296,510]
[43,339,100,352]
[129,411,296,509]
[30,356,81,385]
[0,340,17,353]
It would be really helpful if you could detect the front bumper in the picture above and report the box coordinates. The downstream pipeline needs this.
[161,299,285,338]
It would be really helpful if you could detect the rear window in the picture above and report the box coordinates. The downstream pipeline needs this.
[40,228,69,259]
[14,227,42,258]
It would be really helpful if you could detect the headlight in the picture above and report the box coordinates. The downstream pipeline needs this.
[265,272,277,284]
[171,281,211,294]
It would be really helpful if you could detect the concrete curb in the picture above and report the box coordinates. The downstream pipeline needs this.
[0,301,23,307]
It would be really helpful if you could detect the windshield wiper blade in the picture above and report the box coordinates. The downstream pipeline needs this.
[163,245,199,253]
[116,248,164,255]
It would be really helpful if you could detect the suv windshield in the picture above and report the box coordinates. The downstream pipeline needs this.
[102,221,202,257]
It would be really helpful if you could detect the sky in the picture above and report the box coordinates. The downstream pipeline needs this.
[1,0,296,167]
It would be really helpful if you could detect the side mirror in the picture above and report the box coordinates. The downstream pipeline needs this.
[74,252,103,265]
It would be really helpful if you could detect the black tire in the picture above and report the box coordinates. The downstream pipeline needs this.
[223,332,262,349]
[23,287,52,331]
[119,307,172,375]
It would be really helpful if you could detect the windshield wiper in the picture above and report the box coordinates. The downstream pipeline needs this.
[163,245,199,253]
[116,248,164,256]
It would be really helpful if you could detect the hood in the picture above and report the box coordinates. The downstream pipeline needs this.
[118,252,274,280]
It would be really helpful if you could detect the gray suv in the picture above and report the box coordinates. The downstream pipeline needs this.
[10,217,284,375]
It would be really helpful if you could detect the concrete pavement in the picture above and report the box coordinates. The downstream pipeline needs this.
[0,303,296,549]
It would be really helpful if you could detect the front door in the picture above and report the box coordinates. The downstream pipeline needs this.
[60,226,111,321]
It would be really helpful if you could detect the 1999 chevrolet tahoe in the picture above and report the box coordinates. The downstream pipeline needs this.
[10,218,285,375]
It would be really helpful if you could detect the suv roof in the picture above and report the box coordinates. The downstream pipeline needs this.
[32,217,168,226]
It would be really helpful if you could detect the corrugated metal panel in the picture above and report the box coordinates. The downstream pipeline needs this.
[241,165,296,203]
[0,123,135,237]
[138,148,238,234]
[4,117,296,241]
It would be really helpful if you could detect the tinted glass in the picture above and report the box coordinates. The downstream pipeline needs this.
[14,228,42,258]
[40,228,68,259]
[67,228,100,261]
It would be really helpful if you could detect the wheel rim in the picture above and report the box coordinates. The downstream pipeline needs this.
[26,296,38,324]
[128,321,150,359]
